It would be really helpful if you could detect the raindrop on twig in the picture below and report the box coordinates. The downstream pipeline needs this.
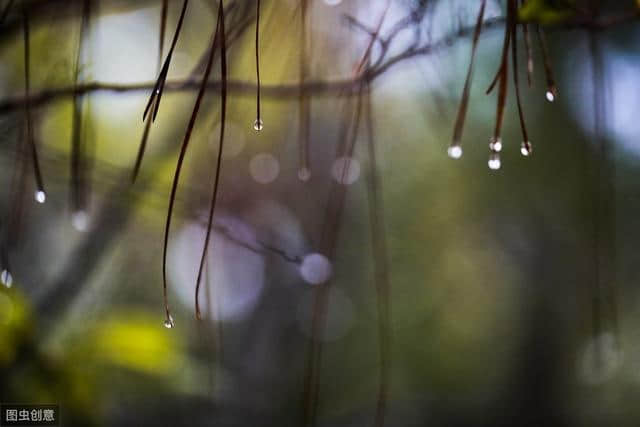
[447,146,463,159]
[34,190,46,204]
[163,314,175,329]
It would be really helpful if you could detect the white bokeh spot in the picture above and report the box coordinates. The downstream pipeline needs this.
[300,253,333,285]
[249,153,280,184]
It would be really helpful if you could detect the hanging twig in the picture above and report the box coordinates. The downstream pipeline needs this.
[143,0,189,123]
[22,8,45,200]
[536,25,557,102]
[449,0,487,159]
[131,0,168,182]
[195,0,227,322]
[253,0,262,132]
[522,24,534,87]
[511,6,532,156]
[70,0,91,219]
[486,0,515,170]
[297,0,311,180]
[161,0,223,328]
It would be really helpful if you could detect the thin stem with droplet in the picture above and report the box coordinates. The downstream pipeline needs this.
[536,24,557,101]
[511,4,531,154]
[490,0,514,149]
[254,0,262,131]
[450,0,486,152]
[70,0,91,214]
[162,0,223,326]
[22,9,45,196]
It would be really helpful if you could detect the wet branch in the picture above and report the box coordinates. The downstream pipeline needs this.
[1,10,636,116]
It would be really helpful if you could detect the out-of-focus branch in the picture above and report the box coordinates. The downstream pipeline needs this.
[0,9,638,116]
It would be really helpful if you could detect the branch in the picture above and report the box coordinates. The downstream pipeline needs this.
[0,10,638,116]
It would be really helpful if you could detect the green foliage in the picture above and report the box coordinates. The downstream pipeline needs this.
[518,0,576,24]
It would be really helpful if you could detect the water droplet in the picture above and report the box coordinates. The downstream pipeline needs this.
[34,190,46,204]
[163,314,175,329]
[489,137,502,153]
[249,153,280,184]
[324,0,342,5]
[300,253,332,285]
[331,157,361,185]
[447,146,463,159]
[72,211,89,232]
[298,167,311,182]
[545,90,555,102]
[488,153,501,170]
[1,269,13,288]
[520,142,532,157]
[253,118,264,132]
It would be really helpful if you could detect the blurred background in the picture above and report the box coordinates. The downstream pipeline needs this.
[1,0,640,425]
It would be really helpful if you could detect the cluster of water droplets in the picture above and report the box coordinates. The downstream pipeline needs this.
[448,137,533,168]
[488,137,502,170]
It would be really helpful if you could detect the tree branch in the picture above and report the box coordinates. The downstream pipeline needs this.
[0,10,637,116]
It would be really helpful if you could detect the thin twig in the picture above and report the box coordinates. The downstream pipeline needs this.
[195,0,227,322]
[161,0,222,327]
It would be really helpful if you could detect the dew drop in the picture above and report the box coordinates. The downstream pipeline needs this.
[163,314,175,329]
[545,90,555,102]
[72,211,89,232]
[489,137,502,153]
[1,269,13,288]
[488,153,501,170]
[298,167,311,182]
[34,190,46,204]
[253,118,264,132]
[324,0,342,5]
[300,253,333,285]
[447,146,463,159]
[520,142,532,157]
